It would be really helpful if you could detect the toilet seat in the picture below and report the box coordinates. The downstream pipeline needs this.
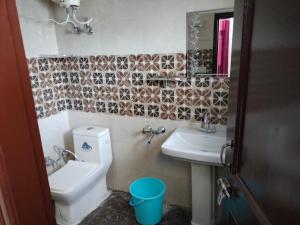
[49,160,104,204]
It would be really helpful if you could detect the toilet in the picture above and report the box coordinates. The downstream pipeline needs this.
[48,126,113,225]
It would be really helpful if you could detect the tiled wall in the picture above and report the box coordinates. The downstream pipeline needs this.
[28,53,229,125]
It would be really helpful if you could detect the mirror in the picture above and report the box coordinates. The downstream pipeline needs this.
[187,9,234,77]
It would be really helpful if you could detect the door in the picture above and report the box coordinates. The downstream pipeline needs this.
[220,0,300,224]
[0,0,56,224]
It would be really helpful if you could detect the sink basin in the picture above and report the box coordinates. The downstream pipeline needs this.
[161,128,226,166]
[161,127,227,225]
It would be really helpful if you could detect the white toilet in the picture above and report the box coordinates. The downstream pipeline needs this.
[48,126,113,225]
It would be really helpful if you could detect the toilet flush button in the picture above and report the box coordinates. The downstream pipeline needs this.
[87,127,94,130]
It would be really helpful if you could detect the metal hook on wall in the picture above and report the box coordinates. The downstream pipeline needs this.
[49,0,94,35]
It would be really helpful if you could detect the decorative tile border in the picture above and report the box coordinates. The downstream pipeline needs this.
[27,53,229,125]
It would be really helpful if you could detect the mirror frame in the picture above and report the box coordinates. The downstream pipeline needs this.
[186,8,234,77]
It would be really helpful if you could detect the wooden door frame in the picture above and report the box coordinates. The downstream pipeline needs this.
[0,146,20,225]
[0,0,56,224]
[231,0,254,175]
[230,0,271,224]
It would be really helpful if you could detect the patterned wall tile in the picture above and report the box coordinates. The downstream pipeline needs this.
[144,54,160,71]
[38,58,50,72]
[178,107,191,120]
[28,58,38,73]
[133,104,145,116]
[117,71,131,87]
[119,102,133,116]
[102,56,116,71]
[57,100,66,112]
[148,105,160,118]
[129,55,144,71]
[96,101,106,113]
[108,102,118,114]
[160,104,177,120]
[74,99,83,110]
[27,52,229,125]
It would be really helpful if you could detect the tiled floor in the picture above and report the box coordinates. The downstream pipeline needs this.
[79,191,191,225]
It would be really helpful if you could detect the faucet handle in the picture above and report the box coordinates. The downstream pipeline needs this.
[156,127,166,134]
[143,125,152,133]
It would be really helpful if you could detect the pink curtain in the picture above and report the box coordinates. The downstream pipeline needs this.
[217,19,230,75]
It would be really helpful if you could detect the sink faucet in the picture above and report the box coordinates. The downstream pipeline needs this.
[199,112,216,133]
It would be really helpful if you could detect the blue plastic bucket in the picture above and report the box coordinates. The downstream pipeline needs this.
[129,177,166,225]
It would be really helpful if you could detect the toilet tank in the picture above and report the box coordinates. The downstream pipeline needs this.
[73,126,112,166]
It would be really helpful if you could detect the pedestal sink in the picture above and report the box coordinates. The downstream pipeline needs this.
[161,128,226,225]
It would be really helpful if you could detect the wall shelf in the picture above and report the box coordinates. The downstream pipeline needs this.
[39,54,74,58]
[146,75,187,81]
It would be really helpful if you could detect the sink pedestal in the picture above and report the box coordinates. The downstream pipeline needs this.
[191,163,214,225]
[161,128,226,225]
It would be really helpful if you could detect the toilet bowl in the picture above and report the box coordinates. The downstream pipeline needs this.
[48,126,112,225]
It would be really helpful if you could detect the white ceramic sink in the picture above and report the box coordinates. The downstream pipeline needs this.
[161,127,227,225]
[161,128,226,166]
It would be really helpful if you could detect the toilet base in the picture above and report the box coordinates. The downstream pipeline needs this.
[55,178,111,225]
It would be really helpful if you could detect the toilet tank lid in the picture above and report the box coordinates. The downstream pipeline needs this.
[73,126,109,137]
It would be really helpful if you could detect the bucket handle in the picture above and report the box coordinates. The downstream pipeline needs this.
[129,198,144,207]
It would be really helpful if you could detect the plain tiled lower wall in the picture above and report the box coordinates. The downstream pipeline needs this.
[27,53,229,124]
[68,111,196,206]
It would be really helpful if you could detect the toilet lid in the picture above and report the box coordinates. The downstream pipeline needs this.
[48,160,99,193]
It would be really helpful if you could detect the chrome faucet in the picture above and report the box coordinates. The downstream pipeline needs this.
[143,125,166,144]
[199,112,216,133]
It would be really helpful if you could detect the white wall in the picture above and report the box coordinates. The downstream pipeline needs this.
[53,0,234,55]
[16,0,58,57]
[38,111,72,174]
[17,0,64,172]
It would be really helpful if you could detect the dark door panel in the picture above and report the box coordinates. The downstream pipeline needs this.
[221,0,300,224]
[222,178,260,225]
